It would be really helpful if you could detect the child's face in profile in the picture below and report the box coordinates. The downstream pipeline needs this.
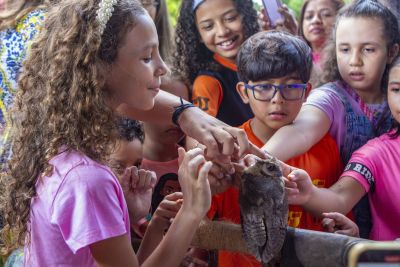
[237,76,309,131]
[107,13,167,111]
[110,139,143,176]
[388,65,400,124]
[195,0,245,63]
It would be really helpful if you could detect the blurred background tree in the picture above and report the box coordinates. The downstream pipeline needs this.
[166,0,352,26]
[166,0,181,25]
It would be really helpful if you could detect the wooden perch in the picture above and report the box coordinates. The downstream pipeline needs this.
[192,219,370,267]
[192,219,249,254]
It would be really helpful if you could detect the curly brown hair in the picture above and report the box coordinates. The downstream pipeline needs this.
[0,0,145,254]
[319,0,400,87]
[173,0,260,86]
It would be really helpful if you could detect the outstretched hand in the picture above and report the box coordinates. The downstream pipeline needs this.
[322,212,360,237]
[179,107,267,164]
[279,161,314,205]
[120,166,157,224]
[151,192,183,232]
[193,143,269,195]
[177,147,212,219]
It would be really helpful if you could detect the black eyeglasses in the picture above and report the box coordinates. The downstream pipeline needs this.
[244,83,308,101]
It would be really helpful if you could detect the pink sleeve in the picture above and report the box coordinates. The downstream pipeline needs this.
[341,142,378,193]
[305,86,344,127]
[51,165,128,253]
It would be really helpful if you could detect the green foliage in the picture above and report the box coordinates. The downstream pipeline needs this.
[283,0,303,18]
[166,0,181,26]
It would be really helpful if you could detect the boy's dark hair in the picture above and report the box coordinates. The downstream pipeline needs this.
[320,0,400,87]
[237,31,312,83]
[388,56,400,138]
[173,0,259,85]
[117,118,145,143]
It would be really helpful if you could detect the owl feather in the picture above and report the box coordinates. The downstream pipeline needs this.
[239,158,288,265]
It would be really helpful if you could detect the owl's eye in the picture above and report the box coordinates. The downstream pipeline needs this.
[267,165,276,172]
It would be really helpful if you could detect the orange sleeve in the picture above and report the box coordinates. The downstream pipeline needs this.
[192,75,223,117]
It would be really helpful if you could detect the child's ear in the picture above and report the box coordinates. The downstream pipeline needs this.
[304,82,312,99]
[387,43,399,64]
[236,82,249,104]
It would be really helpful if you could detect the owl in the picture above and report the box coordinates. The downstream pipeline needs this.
[238,157,288,266]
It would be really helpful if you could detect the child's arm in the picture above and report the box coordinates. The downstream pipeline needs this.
[322,212,360,237]
[118,90,265,161]
[262,105,331,162]
[286,167,366,217]
[137,192,183,263]
[90,147,213,267]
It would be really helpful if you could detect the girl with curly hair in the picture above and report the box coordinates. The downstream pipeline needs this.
[263,0,399,238]
[0,0,260,264]
[174,0,260,127]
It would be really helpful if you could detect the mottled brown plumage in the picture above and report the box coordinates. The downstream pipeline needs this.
[238,158,288,265]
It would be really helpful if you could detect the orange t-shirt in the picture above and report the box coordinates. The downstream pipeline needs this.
[207,119,344,267]
[191,54,237,117]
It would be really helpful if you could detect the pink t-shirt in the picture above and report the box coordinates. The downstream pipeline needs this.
[140,157,179,183]
[341,133,400,241]
[25,150,130,266]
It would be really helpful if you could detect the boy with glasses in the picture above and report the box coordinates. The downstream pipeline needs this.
[207,31,346,267]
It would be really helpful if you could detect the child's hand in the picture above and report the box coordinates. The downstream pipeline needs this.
[280,162,314,205]
[258,8,272,31]
[151,192,183,231]
[177,147,212,219]
[258,5,298,34]
[207,160,234,195]
[120,166,157,224]
[180,248,209,267]
[322,212,360,237]
[275,5,298,34]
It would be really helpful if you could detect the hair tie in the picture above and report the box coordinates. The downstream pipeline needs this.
[96,0,118,35]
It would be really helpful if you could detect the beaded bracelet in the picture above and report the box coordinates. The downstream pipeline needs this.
[172,97,196,127]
